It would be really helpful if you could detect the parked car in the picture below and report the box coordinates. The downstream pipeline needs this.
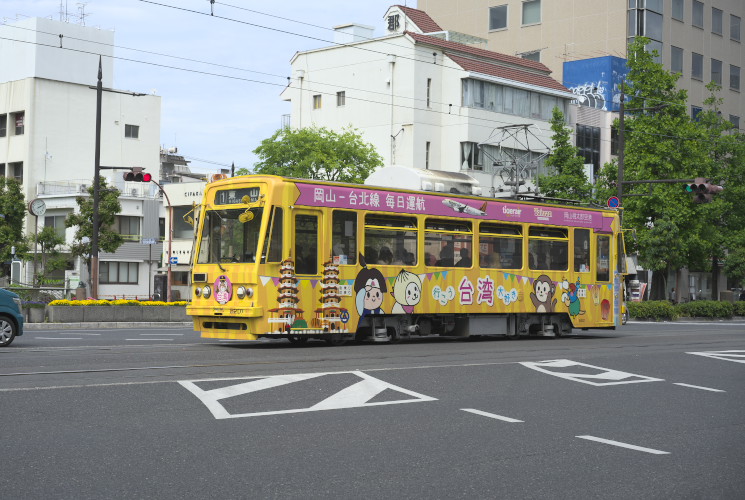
[0,288,24,346]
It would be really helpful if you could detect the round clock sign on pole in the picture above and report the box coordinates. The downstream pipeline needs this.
[29,198,47,217]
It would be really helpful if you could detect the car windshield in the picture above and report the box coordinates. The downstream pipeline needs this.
[197,207,264,264]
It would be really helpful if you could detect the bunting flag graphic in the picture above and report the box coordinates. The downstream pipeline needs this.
[427,273,434,280]
[310,279,319,288]
[272,277,281,286]
[260,276,272,286]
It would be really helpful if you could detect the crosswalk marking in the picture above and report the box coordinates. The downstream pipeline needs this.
[520,359,664,386]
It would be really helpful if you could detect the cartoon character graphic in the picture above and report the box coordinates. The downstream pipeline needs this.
[354,253,387,318]
[562,278,584,318]
[530,275,557,313]
[391,269,422,314]
[214,275,233,305]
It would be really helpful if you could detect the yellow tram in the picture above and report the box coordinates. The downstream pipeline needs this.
[187,170,627,345]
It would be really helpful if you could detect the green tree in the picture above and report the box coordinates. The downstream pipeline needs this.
[0,178,29,272]
[536,107,593,201]
[27,225,68,286]
[242,126,384,183]
[619,37,712,297]
[65,178,124,280]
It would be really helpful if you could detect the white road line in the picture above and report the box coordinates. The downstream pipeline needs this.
[460,408,523,423]
[140,333,184,336]
[125,338,174,341]
[59,332,101,336]
[673,383,725,392]
[35,337,83,340]
[576,435,670,455]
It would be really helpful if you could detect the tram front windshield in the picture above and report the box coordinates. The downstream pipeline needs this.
[197,208,263,264]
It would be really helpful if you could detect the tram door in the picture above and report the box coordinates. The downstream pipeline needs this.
[294,212,320,275]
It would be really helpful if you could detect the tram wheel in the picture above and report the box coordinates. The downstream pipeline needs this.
[386,327,401,344]
[325,332,347,346]
[287,335,309,345]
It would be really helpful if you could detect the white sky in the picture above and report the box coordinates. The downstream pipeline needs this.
[1,0,403,174]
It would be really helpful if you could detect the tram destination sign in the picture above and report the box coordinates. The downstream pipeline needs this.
[296,183,613,232]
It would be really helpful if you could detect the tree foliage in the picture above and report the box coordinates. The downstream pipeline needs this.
[65,178,124,278]
[243,126,384,183]
[28,225,68,285]
[619,37,745,291]
[536,107,593,201]
[0,178,28,268]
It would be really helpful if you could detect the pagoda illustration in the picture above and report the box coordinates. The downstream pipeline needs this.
[268,257,306,334]
[313,258,349,333]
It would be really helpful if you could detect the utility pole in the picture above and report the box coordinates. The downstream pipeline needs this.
[617,84,625,204]
[91,57,103,299]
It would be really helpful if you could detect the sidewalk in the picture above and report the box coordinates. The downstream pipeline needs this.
[24,322,193,330]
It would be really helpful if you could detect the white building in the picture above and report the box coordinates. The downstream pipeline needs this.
[280,5,576,195]
[0,17,164,299]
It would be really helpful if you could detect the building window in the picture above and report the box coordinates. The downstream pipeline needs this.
[712,8,723,35]
[691,106,703,121]
[732,15,741,42]
[460,142,482,170]
[426,78,432,107]
[0,114,6,137]
[11,111,24,135]
[124,124,139,139]
[729,115,740,131]
[100,262,139,284]
[489,5,508,30]
[672,0,684,21]
[576,124,600,173]
[8,161,23,182]
[692,1,704,29]
[117,215,141,241]
[336,91,345,107]
[731,65,741,91]
[522,0,540,25]
[461,78,564,120]
[425,141,431,170]
[312,94,322,109]
[521,50,541,62]
[610,125,619,156]
[692,52,703,80]
[44,215,68,239]
[671,46,683,74]
[711,59,722,85]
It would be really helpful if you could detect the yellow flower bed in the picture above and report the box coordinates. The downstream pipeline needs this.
[48,299,188,307]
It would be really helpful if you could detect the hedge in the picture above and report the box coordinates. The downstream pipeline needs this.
[48,299,188,307]
[627,299,744,321]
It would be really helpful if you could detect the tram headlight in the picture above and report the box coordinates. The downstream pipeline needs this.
[201,285,211,299]
[236,286,246,299]
[194,287,201,297]
[246,287,254,298]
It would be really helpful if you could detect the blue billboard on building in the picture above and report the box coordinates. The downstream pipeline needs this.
[563,56,628,112]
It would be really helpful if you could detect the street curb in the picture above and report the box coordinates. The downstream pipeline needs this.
[24,322,194,330]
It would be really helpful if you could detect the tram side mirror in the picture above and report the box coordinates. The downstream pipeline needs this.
[239,211,254,223]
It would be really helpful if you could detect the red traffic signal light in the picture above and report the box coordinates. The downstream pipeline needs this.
[123,168,152,182]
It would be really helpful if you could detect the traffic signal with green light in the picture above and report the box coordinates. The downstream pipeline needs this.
[123,167,152,182]
[684,177,723,203]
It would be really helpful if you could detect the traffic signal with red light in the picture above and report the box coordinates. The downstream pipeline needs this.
[684,177,723,203]
[123,167,152,182]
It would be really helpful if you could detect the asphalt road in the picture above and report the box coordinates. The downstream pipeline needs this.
[1,322,744,499]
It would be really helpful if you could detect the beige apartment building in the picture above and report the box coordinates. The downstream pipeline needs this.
[419,0,743,129]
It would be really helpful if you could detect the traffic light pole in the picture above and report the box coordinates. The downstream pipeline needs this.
[149,179,173,302]
[90,58,146,299]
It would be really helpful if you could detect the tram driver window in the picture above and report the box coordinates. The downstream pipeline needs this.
[528,227,568,271]
[295,214,318,274]
[261,207,283,263]
[332,210,357,265]
[596,235,610,282]
[574,228,591,273]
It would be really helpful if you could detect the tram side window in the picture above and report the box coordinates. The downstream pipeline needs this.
[425,219,473,267]
[596,235,610,282]
[261,207,283,263]
[295,214,318,274]
[364,214,417,266]
[528,227,568,271]
[574,228,591,273]
[479,223,522,269]
[332,210,357,265]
